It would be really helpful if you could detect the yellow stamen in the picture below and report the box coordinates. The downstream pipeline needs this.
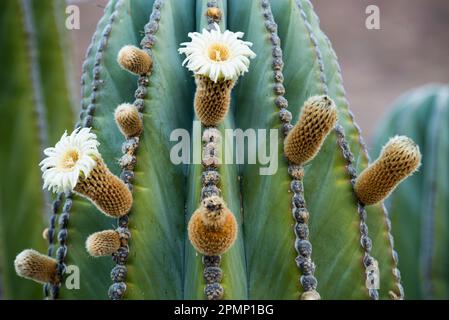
[208,43,230,62]
[58,149,79,171]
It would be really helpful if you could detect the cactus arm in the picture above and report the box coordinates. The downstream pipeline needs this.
[27,0,74,143]
[426,88,449,298]
[0,0,75,299]
[236,0,369,299]
[296,0,404,299]
[421,88,449,298]
[226,0,302,299]
[124,0,196,299]
[60,0,153,299]
[374,87,431,299]
[375,85,449,299]
[0,0,45,299]
[183,0,248,300]
[229,0,367,300]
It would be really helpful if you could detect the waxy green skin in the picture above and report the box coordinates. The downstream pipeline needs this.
[0,0,74,299]
[374,84,449,300]
[1,0,406,300]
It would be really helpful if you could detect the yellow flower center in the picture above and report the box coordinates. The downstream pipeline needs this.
[58,149,80,171]
[207,43,230,62]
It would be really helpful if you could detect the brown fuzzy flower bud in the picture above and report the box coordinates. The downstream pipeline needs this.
[355,136,422,205]
[188,196,237,256]
[117,45,152,75]
[114,103,143,138]
[86,230,121,257]
[284,95,338,165]
[74,158,133,217]
[14,249,58,284]
[194,75,235,126]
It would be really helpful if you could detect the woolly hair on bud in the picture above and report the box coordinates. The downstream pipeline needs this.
[74,158,133,217]
[117,45,152,75]
[194,75,235,126]
[188,196,237,256]
[86,230,121,257]
[114,103,143,138]
[206,7,222,20]
[284,95,338,165]
[14,249,58,284]
[355,136,421,205]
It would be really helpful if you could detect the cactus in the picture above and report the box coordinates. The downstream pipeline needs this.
[0,0,74,299]
[7,0,423,300]
[373,84,449,299]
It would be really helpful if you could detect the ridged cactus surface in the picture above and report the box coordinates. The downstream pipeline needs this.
[374,84,449,299]
[0,0,74,299]
[2,0,424,300]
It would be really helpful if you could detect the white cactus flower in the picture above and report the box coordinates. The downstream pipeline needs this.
[39,127,100,193]
[178,23,256,82]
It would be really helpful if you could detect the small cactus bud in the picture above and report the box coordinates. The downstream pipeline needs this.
[194,75,235,126]
[114,103,143,138]
[188,196,238,256]
[86,230,121,257]
[206,7,222,20]
[14,249,58,284]
[300,290,321,300]
[117,45,152,75]
[355,136,422,205]
[42,228,50,240]
[74,158,133,217]
[284,95,338,165]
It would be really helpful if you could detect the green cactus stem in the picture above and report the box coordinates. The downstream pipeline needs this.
[0,0,74,299]
[373,84,449,299]
[9,0,422,300]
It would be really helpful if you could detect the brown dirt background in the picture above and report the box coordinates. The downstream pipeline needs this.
[70,0,449,144]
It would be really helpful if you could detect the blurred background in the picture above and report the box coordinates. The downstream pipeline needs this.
[70,0,449,143]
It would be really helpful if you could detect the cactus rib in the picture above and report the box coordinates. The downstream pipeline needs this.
[199,0,226,300]
[261,0,322,299]
[419,90,446,299]
[61,0,130,299]
[303,0,405,298]
[20,0,49,157]
[6,0,425,301]
[20,0,50,211]
[108,0,161,300]
[295,0,381,299]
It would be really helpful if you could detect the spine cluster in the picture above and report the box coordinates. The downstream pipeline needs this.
[334,124,380,300]
[186,0,240,300]
[105,0,162,300]
[197,127,228,300]
[261,0,322,299]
